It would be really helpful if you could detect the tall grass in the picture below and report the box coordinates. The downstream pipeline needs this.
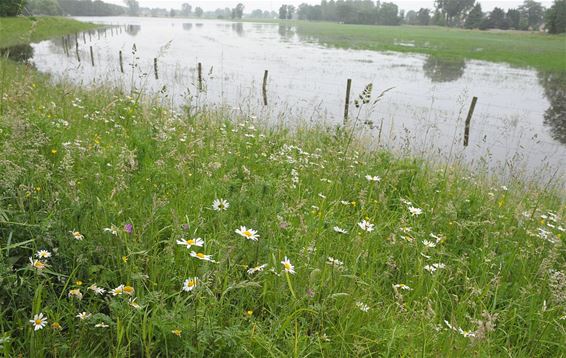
[0,52,565,356]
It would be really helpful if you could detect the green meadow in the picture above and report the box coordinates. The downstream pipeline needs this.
[0,17,565,357]
[248,19,566,72]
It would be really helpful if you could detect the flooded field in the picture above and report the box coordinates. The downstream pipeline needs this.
[8,16,565,182]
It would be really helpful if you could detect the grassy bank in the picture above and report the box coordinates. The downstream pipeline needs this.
[0,54,565,356]
[246,19,566,72]
[0,17,97,48]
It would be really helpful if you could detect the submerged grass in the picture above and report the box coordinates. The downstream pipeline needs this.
[0,54,565,356]
[246,19,566,72]
[0,17,97,48]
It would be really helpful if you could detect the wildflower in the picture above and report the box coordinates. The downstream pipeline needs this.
[176,237,204,249]
[95,323,109,328]
[235,226,259,241]
[326,257,344,267]
[333,226,348,234]
[393,284,413,291]
[281,256,295,274]
[340,200,350,205]
[190,251,216,262]
[424,263,446,273]
[429,232,444,243]
[30,313,47,331]
[422,240,437,248]
[408,206,423,216]
[129,297,142,309]
[124,224,133,234]
[182,277,198,292]
[212,198,230,211]
[246,310,253,317]
[68,288,83,300]
[358,219,375,232]
[365,175,381,182]
[110,285,124,296]
[76,312,91,320]
[51,322,62,330]
[103,225,119,235]
[171,329,182,337]
[36,250,52,259]
[122,285,135,295]
[356,302,370,312]
[247,264,267,275]
[51,148,58,155]
[88,284,106,295]
[75,280,83,286]
[29,257,47,270]
[70,230,84,241]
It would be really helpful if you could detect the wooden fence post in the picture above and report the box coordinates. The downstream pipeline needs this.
[119,50,124,73]
[90,46,94,66]
[262,70,268,106]
[463,96,478,147]
[75,41,80,62]
[197,62,203,91]
[154,58,159,80]
[343,79,352,124]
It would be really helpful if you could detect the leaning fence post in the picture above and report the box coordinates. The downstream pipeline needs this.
[343,78,352,124]
[154,58,159,80]
[262,70,268,106]
[197,62,203,91]
[75,41,80,62]
[83,32,86,44]
[463,96,478,147]
[119,50,124,73]
[89,46,94,66]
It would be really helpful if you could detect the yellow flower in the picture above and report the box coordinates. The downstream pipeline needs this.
[75,280,83,286]
[171,329,182,337]
[51,322,62,330]
[123,286,135,295]
[246,310,253,317]
[51,149,57,155]
[122,256,128,263]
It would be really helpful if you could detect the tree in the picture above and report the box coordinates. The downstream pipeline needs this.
[279,4,287,19]
[545,0,566,33]
[0,0,26,16]
[194,6,203,17]
[232,3,244,19]
[416,8,431,25]
[26,0,61,15]
[124,0,139,16]
[287,5,295,19]
[180,3,192,16]
[464,3,483,28]
[405,10,417,24]
[378,2,400,25]
[506,8,521,29]
[519,0,544,29]
[434,0,475,26]
[489,7,508,29]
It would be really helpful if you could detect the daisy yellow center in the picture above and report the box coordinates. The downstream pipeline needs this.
[35,319,43,325]
[243,231,252,237]
[284,263,292,270]
[188,280,195,287]
[218,204,224,208]
[187,239,195,245]
[123,286,134,293]
[197,253,205,258]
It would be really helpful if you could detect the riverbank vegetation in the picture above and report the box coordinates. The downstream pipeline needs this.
[0,17,96,48]
[1,16,565,357]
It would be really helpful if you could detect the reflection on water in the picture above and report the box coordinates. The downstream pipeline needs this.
[0,44,34,63]
[539,71,566,145]
[422,56,466,83]
[22,17,566,182]
[125,25,141,36]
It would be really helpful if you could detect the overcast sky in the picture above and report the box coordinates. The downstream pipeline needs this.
[105,0,552,12]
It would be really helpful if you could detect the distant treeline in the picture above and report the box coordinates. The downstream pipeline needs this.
[22,0,126,16]
[271,0,565,33]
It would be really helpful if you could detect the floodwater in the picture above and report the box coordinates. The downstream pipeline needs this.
[6,17,565,183]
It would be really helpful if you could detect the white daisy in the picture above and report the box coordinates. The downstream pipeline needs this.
[190,251,216,262]
[103,225,119,235]
[358,219,375,232]
[88,284,106,295]
[176,237,205,249]
[110,285,124,296]
[68,288,83,300]
[95,323,109,328]
[182,277,198,292]
[36,250,52,259]
[408,206,423,216]
[393,283,413,291]
[356,301,370,312]
[365,175,381,182]
[212,198,230,211]
[281,256,295,274]
[76,312,91,320]
[30,313,47,331]
[247,264,267,275]
[235,226,259,241]
[70,230,84,241]
[29,257,47,270]
[326,257,344,267]
[333,226,348,234]
[422,240,437,248]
